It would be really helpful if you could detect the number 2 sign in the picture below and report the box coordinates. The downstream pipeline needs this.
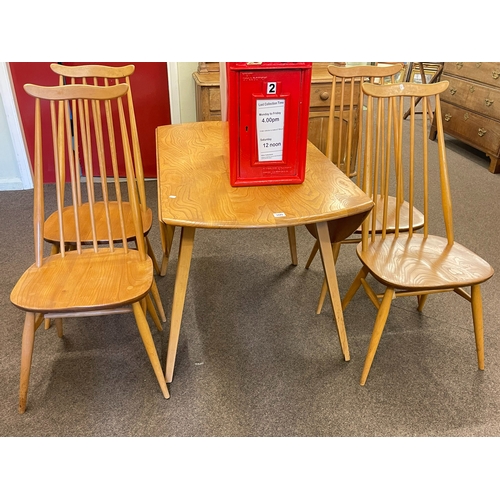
[267,82,277,94]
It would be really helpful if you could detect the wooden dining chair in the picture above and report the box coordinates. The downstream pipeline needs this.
[305,64,425,314]
[10,83,170,413]
[45,63,165,325]
[403,62,444,123]
[342,80,494,386]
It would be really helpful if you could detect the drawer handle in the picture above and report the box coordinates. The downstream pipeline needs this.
[478,128,487,137]
[450,87,457,95]
[469,86,475,93]
[485,98,494,107]
[456,62,463,70]
[493,71,500,80]
[445,113,452,122]
[320,91,330,101]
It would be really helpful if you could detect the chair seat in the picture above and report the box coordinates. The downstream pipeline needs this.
[10,248,153,313]
[43,202,153,245]
[357,233,494,290]
[355,195,425,234]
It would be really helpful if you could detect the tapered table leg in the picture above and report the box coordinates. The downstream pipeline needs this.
[287,226,298,266]
[316,221,350,361]
[165,226,196,383]
[159,221,176,277]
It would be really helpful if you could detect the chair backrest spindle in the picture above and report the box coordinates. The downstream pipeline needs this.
[360,80,451,249]
[50,64,148,212]
[33,98,44,267]
[434,92,454,244]
[422,95,429,237]
[24,83,146,263]
[50,100,66,255]
[325,63,404,182]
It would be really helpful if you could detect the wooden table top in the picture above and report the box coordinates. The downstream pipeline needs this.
[156,121,373,230]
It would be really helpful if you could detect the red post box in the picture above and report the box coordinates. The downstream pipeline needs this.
[226,62,312,187]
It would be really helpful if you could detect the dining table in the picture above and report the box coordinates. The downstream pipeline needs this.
[156,120,374,384]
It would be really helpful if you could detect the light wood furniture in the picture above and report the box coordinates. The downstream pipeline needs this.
[11,83,170,413]
[156,121,374,385]
[308,63,353,160]
[48,64,161,271]
[192,62,357,268]
[375,62,408,83]
[193,63,358,169]
[193,70,222,121]
[403,62,443,123]
[304,64,425,314]
[430,62,500,173]
[45,64,166,328]
[341,80,494,386]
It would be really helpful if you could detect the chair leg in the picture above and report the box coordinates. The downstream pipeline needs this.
[19,312,36,414]
[128,231,162,318]
[471,284,485,370]
[132,301,170,399]
[342,265,369,310]
[145,293,163,332]
[34,313,45,331]
[150,278,167,323]
[305,241,319,269]
[287,227,298,266]
[417,294,428,312]
[360,287,395,386]
[55,318,64,338]
[146,235,161,275]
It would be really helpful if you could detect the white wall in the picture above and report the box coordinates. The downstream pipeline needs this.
[0,92,21,189]
[168,62,198,124]
[0,62,32,190]
[177,62,198,123]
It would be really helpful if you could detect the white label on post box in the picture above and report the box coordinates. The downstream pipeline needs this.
[256,99,285,162]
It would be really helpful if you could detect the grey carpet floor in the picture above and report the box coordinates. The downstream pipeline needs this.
[1,127,500,438]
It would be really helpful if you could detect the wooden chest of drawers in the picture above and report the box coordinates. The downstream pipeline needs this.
[430,62,500,173]
[193,70,222,121]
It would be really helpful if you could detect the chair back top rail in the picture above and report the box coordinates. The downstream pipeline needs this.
[328,63,404,80]
[50,63,135,79]
[362,80,449,98]
[24,82,128,101]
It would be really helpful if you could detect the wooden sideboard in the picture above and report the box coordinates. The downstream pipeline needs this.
[192,63,358,173]
[193,70,222,121]
[430,62,500,173]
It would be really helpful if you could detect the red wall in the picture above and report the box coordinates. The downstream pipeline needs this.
[9,62,56,182]
[9,62,171,182]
